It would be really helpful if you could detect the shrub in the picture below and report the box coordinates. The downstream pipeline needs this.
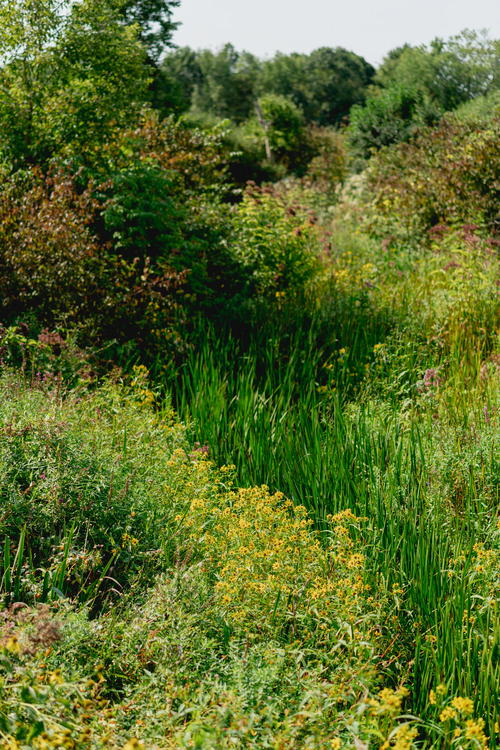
[347,84,441,163]
[364,114,500,239]
[0,369,210,602]
[0,168,187,355]
[0,169,102,326]
[228,184,323,312]
[257,93,312,173]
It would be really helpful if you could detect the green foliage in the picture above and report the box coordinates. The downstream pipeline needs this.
[49,0,150,157]
[0,165,188,352]
[256,93,312,172]
[0,111,235,345]
[100,164,185,261]
[0,0,150,167]
[260,47,374,125]
[0,113,330,355]
[349,30,500,162]
[120,0,180,61]
[364,114,500,238]
[0,369,199,603]
[228,184,322,309]
[347,84,441,161]
[159,45,203,114]
[162,44,374,128]
[375,29,500,112]
[184,44,260,123]
[303,47,375,125]
[453,89,500,121]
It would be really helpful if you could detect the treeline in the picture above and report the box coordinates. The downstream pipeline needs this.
[159,30,499,169]
[161,44,374,125]
[0,2,498,175]
[161,31,500,126]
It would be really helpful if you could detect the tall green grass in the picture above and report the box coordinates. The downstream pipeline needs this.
[163,324,499,740]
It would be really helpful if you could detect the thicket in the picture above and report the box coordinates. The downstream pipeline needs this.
[347,30,499,160]
[0,3,499,747]
[364,113,500,240]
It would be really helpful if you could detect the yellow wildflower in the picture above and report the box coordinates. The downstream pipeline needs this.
[439,706,457,722]
[451,696,474,715]
[464,718,488,747]
[393,724,418,749]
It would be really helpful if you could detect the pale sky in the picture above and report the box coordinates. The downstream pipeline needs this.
[171,0,500,65]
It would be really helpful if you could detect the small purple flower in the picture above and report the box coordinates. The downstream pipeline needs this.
[423,368,441,389]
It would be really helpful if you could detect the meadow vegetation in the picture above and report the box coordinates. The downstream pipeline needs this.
[0,2,498,747]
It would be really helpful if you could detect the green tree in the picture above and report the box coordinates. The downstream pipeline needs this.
[161,45,203,113]
[259,52,310,112]
[118,0,181,116]
[304,47,374,124]
[260,47,374,125]
[0,0,64,164]
[375,30,500,112]
[0,0,150,167]
[430,30,500,109]
[189,44,260,122]
[120,0,179,62]
[347,85,440,162]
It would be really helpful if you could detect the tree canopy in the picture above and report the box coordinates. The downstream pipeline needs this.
[163,44,375,126]
[0,0,181,167]
[375,29,500,111]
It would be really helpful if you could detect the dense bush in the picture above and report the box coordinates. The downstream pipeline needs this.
[0,113,333,354]
[256,93,312,173]
[0,369,200,601]
[347,85,441,162]
[364,114,500,239]
[0,372,391,748]
[228,184,323,313]
[0,167,187,353]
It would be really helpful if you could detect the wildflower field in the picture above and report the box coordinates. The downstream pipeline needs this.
[0,6,498,745]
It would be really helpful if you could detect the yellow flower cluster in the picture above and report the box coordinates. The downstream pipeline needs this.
[380,723,418,750]
[369,686,409,715]
[451,696,475,715]
[440,706,457,722]
[186,488,372,640]
[430,687,490,749]
[464,718,488,744]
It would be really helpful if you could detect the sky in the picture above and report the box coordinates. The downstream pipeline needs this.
[171,0,500,65]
